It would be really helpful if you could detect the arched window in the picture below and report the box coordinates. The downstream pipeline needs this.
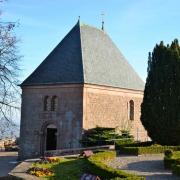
[51,96,58,111]
[129,100,134,120]
[44,96,49,111]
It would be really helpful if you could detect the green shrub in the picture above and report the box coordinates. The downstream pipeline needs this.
[164,150,180,176]
[172,164,180,176]
[138,146,166,154]
[88,151,116,163]
[115,141,153,151]
[175,158,180,165]
[81,126,133,147]
[117,145,166,155]
[86,151,145,180]
[164,149,173,158]
[127,141,154,147]
[164,157,177,169]
[116,141,180,155]
[115,139,134,147]
[117,147,139,155]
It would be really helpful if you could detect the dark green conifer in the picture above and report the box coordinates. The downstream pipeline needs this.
[141,39,180,145]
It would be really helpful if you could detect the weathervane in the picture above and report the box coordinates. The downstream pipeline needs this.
[101,12,105,31]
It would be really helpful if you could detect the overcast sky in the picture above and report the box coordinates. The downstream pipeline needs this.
[1,0,180,82]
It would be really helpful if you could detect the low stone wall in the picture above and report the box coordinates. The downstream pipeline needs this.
[45,145,115,156]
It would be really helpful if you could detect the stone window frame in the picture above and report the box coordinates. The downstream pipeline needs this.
[43,96,50,111]
[51,95,58,111]
[128,100,134,121]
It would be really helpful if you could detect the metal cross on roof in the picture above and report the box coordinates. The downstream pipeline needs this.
[78,16,80,22]
[101,12,105,31]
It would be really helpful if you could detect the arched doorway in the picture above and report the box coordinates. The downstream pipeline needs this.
[46,124,57,150]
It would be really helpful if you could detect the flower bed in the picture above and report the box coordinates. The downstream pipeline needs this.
[39,157,61,164]
[27,167,54,177]
[27,157,61,177]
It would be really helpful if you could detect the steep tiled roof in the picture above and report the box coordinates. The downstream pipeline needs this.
[21,21,144,91]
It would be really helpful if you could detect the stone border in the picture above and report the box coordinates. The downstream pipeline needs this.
[8,155,78,180]
[45,145,115,156]
[9,161,41,180]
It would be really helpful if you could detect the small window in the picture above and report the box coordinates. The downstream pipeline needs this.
[51,96,58,111]
[44,96,49,111]
[129,100,134,120]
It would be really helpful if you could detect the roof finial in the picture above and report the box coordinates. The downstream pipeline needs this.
[101,12,105,31]
[78,16,80,23]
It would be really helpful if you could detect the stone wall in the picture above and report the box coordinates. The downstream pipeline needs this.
[19,84,83,159]
[83,84,148,141]
[19,83,148,159]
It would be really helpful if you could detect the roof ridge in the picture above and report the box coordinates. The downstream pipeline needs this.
[79,22,86,84]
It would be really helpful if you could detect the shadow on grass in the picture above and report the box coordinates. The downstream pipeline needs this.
[47,158,87,180]
[46,158,137,180]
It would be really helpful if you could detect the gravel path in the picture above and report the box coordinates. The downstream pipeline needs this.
[108,154,179,180]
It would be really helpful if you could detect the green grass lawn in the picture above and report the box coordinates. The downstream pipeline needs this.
[33,157,86,180]
[31,151,144,180]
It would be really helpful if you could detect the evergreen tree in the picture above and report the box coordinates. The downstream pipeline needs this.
[141,39,180,145]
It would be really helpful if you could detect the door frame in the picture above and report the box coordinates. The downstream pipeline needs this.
[40,121,58,156]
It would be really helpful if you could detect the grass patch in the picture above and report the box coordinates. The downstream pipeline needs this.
[32,151,144,179]
[33,158,85,179]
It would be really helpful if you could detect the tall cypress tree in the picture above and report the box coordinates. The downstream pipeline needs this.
[141,39,180,145]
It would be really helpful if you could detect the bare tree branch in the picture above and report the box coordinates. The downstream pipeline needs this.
[0,0,21,137]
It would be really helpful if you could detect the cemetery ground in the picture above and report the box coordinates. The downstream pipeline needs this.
[1,148,179,179]
[1,139,180,179]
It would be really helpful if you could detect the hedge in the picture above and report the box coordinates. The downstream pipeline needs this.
[116,141,180,155]
[80,127,133,147]
[122,141,154,147]
[164,150,180,176]
[172,164,180,176]
[86,151,145,180]
[164,156,177,169]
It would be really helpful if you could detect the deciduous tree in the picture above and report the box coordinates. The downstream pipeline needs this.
[0,0,21,137]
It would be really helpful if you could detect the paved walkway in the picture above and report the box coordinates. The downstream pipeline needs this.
[108,154,179,180]
[0,151,18,177]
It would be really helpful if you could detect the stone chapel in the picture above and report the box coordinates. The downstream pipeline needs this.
[19,21,147,159]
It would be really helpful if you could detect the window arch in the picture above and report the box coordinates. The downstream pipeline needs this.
[44,96,49,111]
[51,96,58,111]
[129,100,134,120]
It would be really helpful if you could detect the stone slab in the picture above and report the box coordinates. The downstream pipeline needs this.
[9,161,41,180]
